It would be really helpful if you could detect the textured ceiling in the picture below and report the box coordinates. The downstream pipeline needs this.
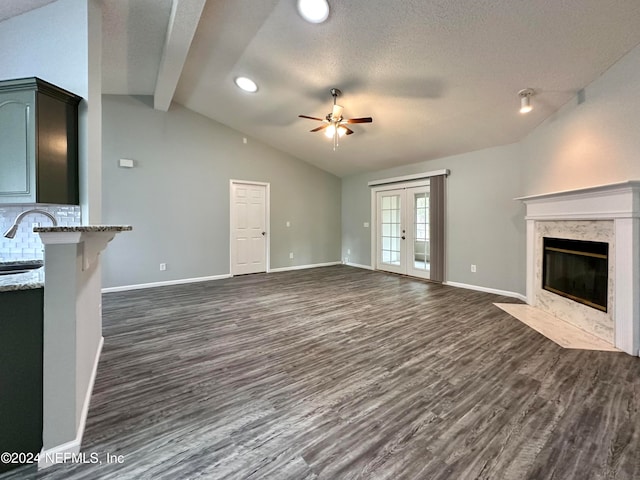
[102,0,173,95]
[172,0,640,177]
[90,0,640,176]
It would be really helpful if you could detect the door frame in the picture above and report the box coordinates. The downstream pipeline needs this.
[370,179,430,275]
[229,180,271,276]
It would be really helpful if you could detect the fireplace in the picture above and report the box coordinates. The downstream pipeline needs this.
[542,237,608,312]
[518,181,640,356]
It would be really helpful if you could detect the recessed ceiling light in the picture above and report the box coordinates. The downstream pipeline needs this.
[234,76,258,93]
[297,0,329,24]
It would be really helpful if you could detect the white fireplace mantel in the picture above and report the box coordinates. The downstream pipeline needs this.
[517,181,640,356]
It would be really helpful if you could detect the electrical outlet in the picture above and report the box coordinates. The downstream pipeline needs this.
[347,248,351,255]
[363,222,369,228]
[160,263,167,271]
[286,221,290,227]
[289,252,294,259]
[471,264,477,273]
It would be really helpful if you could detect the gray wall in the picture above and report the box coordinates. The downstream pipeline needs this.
[342,41,640,298]
[521,42,640,195]
[341,143,526,295]
[102,95,341,288]
[0,0,88,97]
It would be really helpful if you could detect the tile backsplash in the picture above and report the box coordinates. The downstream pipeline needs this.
[0,205,81,261]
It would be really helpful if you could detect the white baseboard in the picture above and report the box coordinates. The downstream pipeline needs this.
[444,281,526,301]
[102,274,233,293]
[102,264,346,292]
[345,262,374,270]
[39,336,104,470]
[269,261,342,273]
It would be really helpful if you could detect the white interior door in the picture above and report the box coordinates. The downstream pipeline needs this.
[375,184,430,280]
[231,182,268,275]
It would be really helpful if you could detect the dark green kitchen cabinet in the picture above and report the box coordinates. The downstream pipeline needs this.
[0,77,82,205]
[0,287,43,473]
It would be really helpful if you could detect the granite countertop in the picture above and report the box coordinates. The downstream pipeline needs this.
[0,260,45,292]
[1,226,131,292]
[33,225,133,233]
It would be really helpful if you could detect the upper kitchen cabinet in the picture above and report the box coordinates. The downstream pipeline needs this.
[0,77,82,205]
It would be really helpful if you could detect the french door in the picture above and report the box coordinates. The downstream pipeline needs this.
[376,185,431,279]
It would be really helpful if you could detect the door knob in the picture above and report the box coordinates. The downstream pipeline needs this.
[262,231,266,236]
[401,235,406,240]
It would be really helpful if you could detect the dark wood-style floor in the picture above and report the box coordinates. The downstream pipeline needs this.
[3,265,640,479]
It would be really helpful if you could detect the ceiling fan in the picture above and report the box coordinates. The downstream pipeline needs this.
[298,88,373,149]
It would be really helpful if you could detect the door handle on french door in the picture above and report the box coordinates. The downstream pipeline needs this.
[262,231,266,236]
[401,236,406,240]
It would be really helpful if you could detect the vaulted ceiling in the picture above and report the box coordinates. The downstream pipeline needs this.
[9,0,640,176]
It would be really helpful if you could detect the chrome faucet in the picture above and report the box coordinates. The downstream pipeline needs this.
[3,208,58,239]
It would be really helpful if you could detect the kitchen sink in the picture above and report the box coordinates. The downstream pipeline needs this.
[0,262,43,276]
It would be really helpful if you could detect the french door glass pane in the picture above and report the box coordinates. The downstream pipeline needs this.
[413,192,430,271]
[381,193,401,266]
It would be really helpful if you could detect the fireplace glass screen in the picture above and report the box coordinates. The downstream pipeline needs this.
[542,237,608,312]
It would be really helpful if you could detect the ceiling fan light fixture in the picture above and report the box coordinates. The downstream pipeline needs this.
[234,76,258,93]
[297,0,329,24]
[298,87,372,149]
[324,124,347,139]
[518,88,534,113]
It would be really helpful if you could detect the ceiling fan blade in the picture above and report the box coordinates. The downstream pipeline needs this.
[343,126,354,135]
[299,115,324,121]
[345,117,373,124]
[310,124,330,133]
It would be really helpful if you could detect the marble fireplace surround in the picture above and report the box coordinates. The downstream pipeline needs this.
[518,181,640,356]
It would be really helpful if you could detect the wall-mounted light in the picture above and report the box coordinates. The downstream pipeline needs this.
[297,0,329,24]
[518,88,534,114]
[234,76,258,93]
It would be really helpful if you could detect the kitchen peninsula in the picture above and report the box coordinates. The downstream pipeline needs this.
[35,225,131,468]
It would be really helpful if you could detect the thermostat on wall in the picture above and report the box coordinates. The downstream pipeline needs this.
[119,158,135,168]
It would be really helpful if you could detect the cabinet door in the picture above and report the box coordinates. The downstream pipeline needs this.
[0,91,36,202]
[37,92,79,204]
[0,288,43,473]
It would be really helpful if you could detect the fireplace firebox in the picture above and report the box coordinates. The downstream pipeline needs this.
[542,237,609,312]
